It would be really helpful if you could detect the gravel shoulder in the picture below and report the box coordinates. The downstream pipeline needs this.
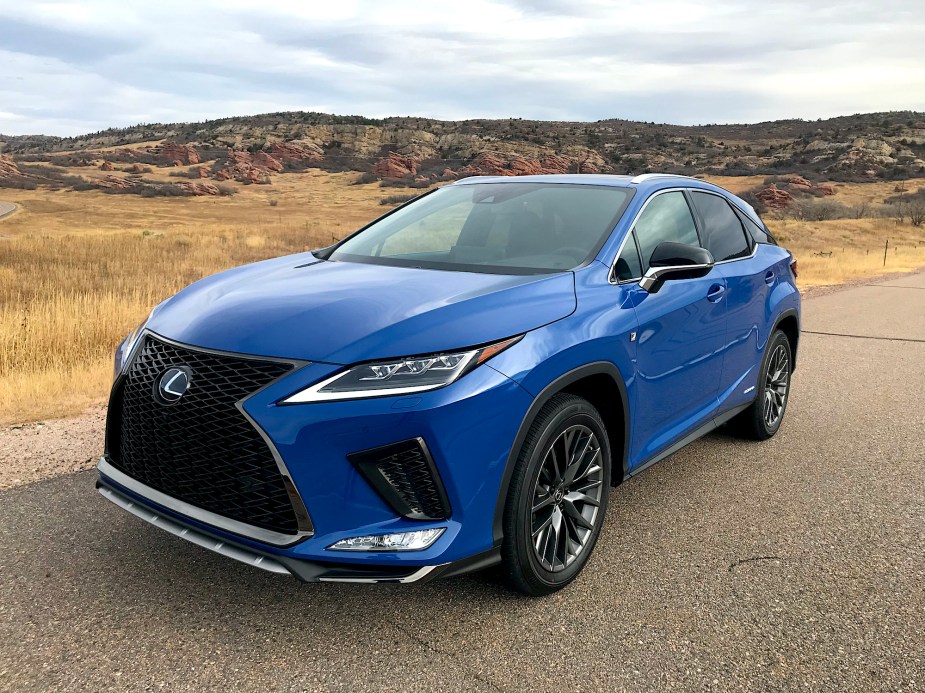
[0,405,105,489]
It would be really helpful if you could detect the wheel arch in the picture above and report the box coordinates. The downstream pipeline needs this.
[771,308,800,371]
[491,361,630,546]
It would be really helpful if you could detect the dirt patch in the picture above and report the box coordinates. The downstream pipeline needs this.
[0,404,105,489]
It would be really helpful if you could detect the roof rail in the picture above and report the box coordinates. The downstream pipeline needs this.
[629,173,691,184]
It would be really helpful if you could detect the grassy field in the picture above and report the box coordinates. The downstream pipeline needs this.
[1,172,924,425]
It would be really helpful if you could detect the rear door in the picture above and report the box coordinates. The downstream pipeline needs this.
[613,190,727,468]
[688,191,766,412]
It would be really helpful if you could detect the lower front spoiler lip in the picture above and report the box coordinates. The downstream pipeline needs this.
[95,477,445,584]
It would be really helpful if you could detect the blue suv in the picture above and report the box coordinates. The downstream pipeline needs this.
[97,173,800,595]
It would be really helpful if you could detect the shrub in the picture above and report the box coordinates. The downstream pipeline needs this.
[785,198,854,221]
[379,177,431,189]
[353,172,379,185]
[380,194,417,206]
[216,183,236,196]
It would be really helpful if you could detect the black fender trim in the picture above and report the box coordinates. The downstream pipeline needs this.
[770,307,800,371]
[491,361,630,546]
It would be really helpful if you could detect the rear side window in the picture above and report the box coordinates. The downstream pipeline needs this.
[689,191,751,262]
[734,207,777,245]
[633,191,700,270]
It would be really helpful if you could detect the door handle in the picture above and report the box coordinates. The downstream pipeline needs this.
[706,284,726,302]
[765,270,775,285]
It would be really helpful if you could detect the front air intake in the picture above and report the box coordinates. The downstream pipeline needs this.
[348,438,451,521]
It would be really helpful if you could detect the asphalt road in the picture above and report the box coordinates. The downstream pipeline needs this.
[2,274,924,692]
[0,201,16,221]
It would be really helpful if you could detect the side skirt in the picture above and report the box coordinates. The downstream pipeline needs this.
[623,401,752,481]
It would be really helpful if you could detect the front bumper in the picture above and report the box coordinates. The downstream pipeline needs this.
[101,349,533,581]
[96,469,500,583]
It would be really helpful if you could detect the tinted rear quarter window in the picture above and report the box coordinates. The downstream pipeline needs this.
[734,207,777,245]
[689,191,751,262]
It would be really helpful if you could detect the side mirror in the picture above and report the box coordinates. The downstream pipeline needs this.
[639,242,714,293]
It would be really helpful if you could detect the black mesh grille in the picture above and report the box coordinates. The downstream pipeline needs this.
[348,439,450,521]
[106,334,300,534]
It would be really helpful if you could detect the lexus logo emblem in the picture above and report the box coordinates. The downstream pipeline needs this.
[156,367,192,404]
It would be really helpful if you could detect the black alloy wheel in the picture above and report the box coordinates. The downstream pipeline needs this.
[732,329,793,440]
[502,393,611,596]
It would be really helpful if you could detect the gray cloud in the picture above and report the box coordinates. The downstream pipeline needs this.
[0,17,133,64]
[0,0,922,136]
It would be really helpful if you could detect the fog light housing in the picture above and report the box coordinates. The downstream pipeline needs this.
[328,528,445,552]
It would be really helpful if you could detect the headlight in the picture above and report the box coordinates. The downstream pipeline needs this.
[113,320,147,381]
[113,300,168,380]
[281,335,521,404]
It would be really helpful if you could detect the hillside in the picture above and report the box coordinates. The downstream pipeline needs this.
[1,111,924,201]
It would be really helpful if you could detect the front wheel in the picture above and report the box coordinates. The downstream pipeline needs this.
[732,329,793,440]
[501,393,611,596]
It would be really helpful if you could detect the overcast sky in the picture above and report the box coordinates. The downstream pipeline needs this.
[1,0,922,136]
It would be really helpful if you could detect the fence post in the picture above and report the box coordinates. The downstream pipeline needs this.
[883,238,889,267]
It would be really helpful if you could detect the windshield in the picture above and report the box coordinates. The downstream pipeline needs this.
[328,182,633,274]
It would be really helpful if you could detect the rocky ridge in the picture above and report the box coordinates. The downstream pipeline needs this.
[2,111,924,197]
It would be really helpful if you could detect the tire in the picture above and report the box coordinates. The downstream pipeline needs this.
[731,329,793,440]
[501,393,611,596]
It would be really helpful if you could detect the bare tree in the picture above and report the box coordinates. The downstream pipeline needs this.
[909,201,925,227]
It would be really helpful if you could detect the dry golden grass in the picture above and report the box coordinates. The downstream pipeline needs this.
[1,172,923,424]
[0,172,385,424]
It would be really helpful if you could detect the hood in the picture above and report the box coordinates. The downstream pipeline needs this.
[146,253,576,364]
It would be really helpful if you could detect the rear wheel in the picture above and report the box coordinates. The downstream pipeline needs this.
[732,329,792,440]
[501,393,611,596]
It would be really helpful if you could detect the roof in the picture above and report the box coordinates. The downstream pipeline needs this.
[452,172,713,191]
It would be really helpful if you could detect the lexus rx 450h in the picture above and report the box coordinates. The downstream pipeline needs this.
[98,173,800,596]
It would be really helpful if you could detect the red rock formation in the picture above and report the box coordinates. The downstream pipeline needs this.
[460,151,510,176]
[440,168,458,179]
[213,150,279,183]
[158,140,200,166]
[268,141,323,164]
[457,150,608,177]
[96,175,143,191]
[174,181,220,196]
[756,184,793,209]
[196,166,211,178]
[508,156,543,176]
[127,163,145,174]
[252,151,284,172]
[787,175,812,189]
[539,154,571,174]
[99,161,114,171]
[816,183,836,196]
[374,152,418,178]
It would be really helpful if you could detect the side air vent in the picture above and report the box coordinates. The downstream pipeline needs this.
[348,438,451,521]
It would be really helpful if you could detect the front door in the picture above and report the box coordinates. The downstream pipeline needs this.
[613,190,727,468]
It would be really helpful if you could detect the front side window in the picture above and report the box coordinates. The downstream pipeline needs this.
[633,191,700,271]
[329,183,633,274]
[690,191,751,262]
